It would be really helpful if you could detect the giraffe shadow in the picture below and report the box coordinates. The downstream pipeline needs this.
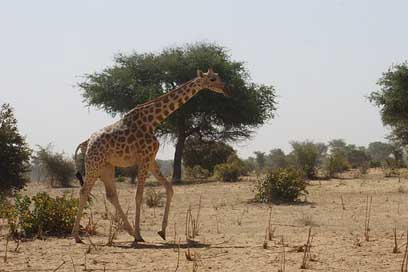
[108,240,210,250]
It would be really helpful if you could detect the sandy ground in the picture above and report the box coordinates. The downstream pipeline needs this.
[2,171,408,271]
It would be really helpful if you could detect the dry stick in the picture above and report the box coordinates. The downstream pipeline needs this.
[3,234,9,263]
[52,260,66,272]
[185,205,190,241]
[300,227,312,269]
[70,256,77,272]
[195,196,202,236]
[402,229,408,272]
[394,227,401,253]
[340,195,346,210]
[364,195,373,242]
[278,237,286,272]
[215,213,220,234]
[174,238,181,272]
[173,222,178,252]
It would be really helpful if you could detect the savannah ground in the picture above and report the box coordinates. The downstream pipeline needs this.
[1,170,408,271]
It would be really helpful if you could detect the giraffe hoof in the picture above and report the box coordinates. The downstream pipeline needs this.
[158,230,166,240]
[132,238,145,248]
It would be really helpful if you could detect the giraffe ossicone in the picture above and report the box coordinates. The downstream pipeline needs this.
[72,68,230,245]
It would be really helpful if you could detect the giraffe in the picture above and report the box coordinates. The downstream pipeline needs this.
[72,68,230,245]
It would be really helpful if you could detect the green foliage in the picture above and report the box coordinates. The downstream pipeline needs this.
[367,141,394,165]
[34,145,75,187]
[116,176,126,183]
[369,62,408,145]
[185,165,210,179]
[214,155,247,182]
[254,151,266,171]
[145,188,164,208]
[78,42,277,182]
[289,141,326,179]
[267,148,289,170]
[0,103,32,194]
[323,152,350,178]
[255,167,308,203]
[183,138,235,173]
[383,158,400,177]
[5,192,80,237]
[328,139,370,169]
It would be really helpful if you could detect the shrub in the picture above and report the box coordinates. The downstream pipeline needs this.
[255,167,308,203]
[214,155,247,182]
[34,145,75,187]
[116,176,126,183]
[145,188,164,208]
[214,163,241,182]
[5,192,80,238]
[322,152,350,178]
[185,165,210,179]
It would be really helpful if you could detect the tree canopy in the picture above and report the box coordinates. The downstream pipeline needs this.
[369,62,408,145]
[183,137,236,173]
[78,42,277,182]
[0,103,31,194]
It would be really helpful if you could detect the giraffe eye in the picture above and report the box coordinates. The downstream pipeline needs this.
[209,78,216,82]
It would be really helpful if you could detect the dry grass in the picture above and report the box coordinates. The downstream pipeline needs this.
[298,213,319,227]
[2,170,408,271]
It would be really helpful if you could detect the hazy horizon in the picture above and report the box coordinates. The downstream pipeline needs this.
[2,0,407,160]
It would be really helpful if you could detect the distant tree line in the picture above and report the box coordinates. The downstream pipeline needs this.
[246,139,405,179]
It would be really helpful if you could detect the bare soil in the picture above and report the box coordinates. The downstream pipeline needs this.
[2,171,408,271]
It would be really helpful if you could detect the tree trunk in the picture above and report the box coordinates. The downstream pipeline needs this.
[172,117,186,183]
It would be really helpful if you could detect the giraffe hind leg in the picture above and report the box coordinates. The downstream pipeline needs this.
[100,165,135,237]
[150,160,173,240]
[72,174,97,243]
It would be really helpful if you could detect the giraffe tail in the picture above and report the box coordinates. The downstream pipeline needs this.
[74,139,89,187]
[76,171,84,186]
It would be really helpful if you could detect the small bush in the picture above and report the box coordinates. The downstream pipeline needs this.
[5,192,80,238]
[185,165,210,179]
[214,154,247,182]
[214,163,240,182]
[255,167,308,203]
[145,188,164,208]
[116,176,126,183]
[322,152,350,178]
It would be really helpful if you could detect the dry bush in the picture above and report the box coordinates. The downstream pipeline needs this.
[398,185,408,194]
[145,188,164,208]
[185,197,201,241]
[298,214,319,227]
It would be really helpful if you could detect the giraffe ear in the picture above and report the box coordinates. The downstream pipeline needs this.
[197,69,204,78]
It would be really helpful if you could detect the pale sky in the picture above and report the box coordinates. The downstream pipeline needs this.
[1,0,407,159]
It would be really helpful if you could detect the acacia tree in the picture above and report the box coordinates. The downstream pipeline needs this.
[369,62,408,145]
[0,103,31,194]
[79,42,277,182]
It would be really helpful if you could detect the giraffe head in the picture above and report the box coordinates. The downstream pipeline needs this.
[197,68,231,97]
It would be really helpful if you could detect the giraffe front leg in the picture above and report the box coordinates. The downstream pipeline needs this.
[133,164,148,246]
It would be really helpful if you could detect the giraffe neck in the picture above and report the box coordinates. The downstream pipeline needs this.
[124,78,202,131]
